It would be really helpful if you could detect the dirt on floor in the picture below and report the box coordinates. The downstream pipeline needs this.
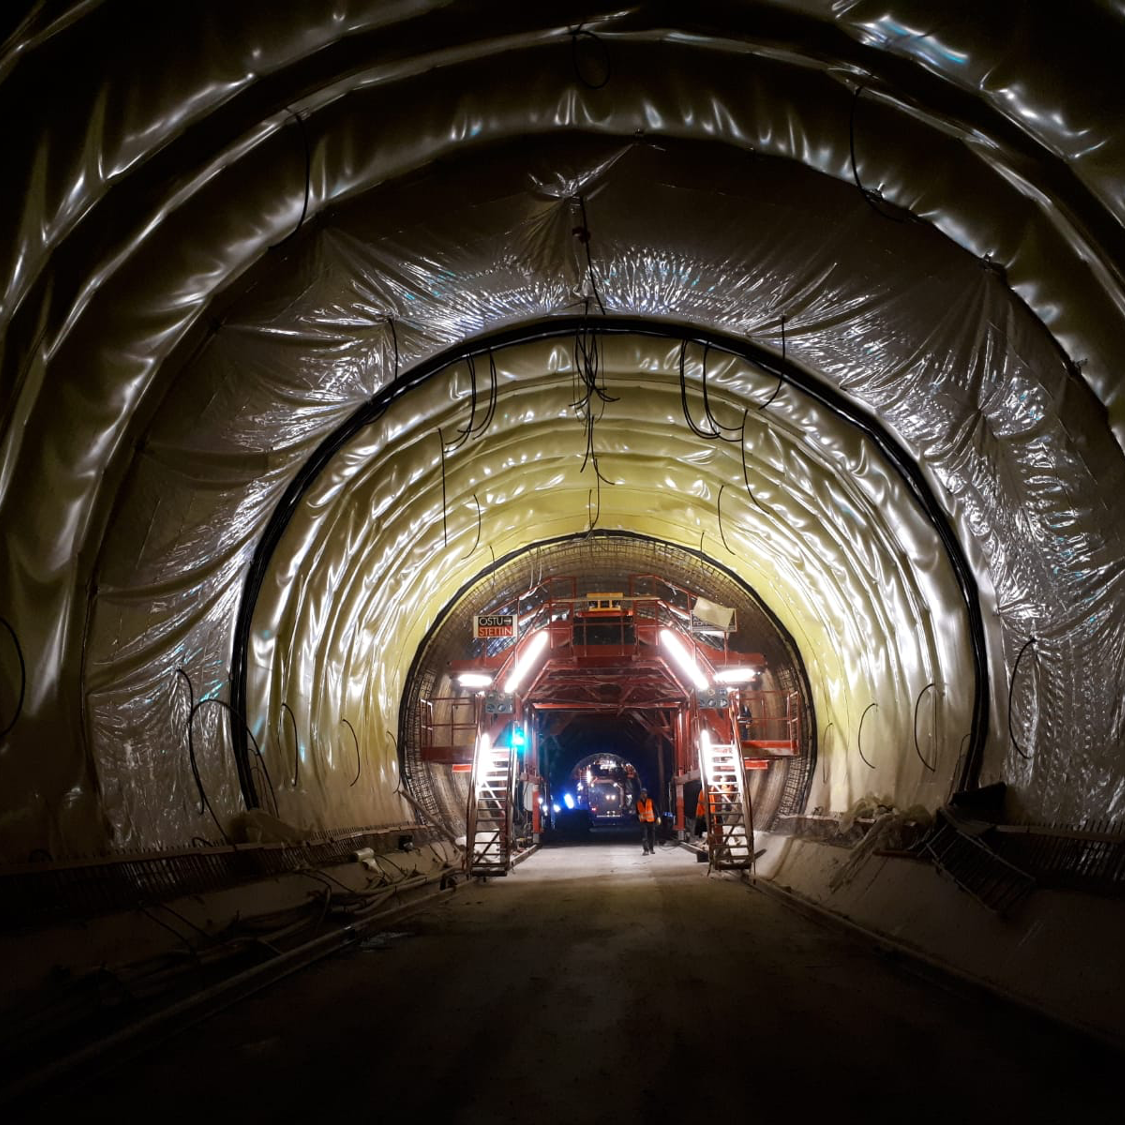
[22,838,1123,1122]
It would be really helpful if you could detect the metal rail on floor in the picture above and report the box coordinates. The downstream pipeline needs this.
[0,825,431,927]
[0,869,459,1110]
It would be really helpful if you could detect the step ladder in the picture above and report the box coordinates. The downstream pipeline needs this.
[466,734,515,877]
[700,738,753,871]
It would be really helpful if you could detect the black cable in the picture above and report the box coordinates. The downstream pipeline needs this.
[176,669,219,834]
[738,409,771,514]
[912,683,937,771]
[281,701,299,787]
[269,108,311,249]
[572,195,606,315]
[445,355,477,453]
[679,339,723,440]
[387,317,399,381]
[189,695,273,840]
[758,317,785,409]
[848,84,909,224]
[0,615,26,737]
[699,343,743,441]
[461,493,482,560]
[570,26,611,90]
[342,718,362,787]
[573,310,615,406]
[572,315,616,486]
[155,901,214,943]
[1007,636,1037,760]
[138,905,199,960]
[821,722,834,784]
[476,350,498,435]
[245,722,279,817]
[857,702,877,769]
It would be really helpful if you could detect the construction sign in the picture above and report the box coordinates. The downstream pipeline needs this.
[474,613,516,639]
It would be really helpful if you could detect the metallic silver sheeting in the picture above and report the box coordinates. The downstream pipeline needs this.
[0,3,1123,859]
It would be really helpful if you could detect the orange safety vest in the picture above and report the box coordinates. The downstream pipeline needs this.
[695,790,707,818]
[636,798,655,823]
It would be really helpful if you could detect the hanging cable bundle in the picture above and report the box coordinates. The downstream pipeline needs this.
[572,310,617,487]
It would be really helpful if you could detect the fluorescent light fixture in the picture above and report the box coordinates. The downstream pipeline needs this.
[659,628,709,691]
[456,671,493,688]
[699,727,712,785]
[473,732,492,785]
[715,667,757,684]
[503,629,549,693]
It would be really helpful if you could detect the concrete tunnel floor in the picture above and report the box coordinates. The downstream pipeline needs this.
[27,839,1121,1121]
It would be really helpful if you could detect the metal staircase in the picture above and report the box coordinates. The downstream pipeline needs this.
[700,736,753,871]
[466,734,516,877]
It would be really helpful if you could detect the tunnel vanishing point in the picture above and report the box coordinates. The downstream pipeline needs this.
[1,0,1124,1088]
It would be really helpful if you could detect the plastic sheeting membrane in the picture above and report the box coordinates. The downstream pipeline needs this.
[1,3,1124,860]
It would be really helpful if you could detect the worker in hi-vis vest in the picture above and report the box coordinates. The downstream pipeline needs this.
[636,789,657,855]
[694,786,708,842]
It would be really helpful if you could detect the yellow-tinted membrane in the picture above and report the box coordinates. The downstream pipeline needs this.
[247,334,972,836]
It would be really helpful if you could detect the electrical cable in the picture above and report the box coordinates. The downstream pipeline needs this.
[477,350,498,435]
[913,683,937,771]
[190,695,281,836]
[281,701,299,787]
[848,84,909,224]
[857,702,878,769]
[699,342,743,441]
[269,107,311,249]
[679,339,723,440]
[0,615,26,737]
[245,721,278,816]
[758,316,785,409]
[1007,636,1037,760]
[572,195,606,315]
[738,408,771,514]
[342,718,362,787]
[154,902,214,943]
[176,669,228,842]
[445,354,477,452]
[461,492,482,560]
[572,314,616,485]
[821,722,834,784]
[138,905,199,960]
[387,316,399,381]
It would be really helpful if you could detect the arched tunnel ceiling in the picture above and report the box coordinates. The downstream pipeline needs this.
[1,2,1124,860]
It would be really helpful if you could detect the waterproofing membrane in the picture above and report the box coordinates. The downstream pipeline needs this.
[0,3,1123,859]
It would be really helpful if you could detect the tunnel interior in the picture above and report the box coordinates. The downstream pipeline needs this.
[397,530,818,841]
[2,0,1125,1077]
